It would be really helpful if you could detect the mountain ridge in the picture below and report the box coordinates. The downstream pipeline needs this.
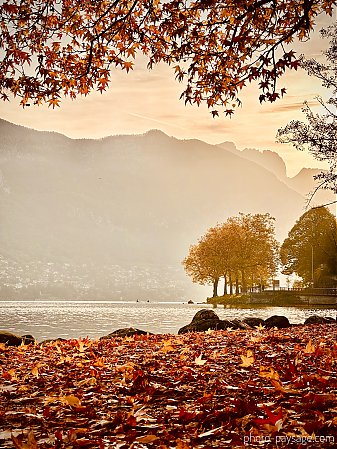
[0,118,333,300]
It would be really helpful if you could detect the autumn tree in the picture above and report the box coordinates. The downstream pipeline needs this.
[280,207,337,287]
[183,213,279,297]
[277,24,337,197]
[182,225,226,297]
[226,213,279,293]
[0,0,336,115]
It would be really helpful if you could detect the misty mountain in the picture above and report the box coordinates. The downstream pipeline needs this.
[217,142,287,181]
[218,142,335,207]
[0,119,327,300]
[288,168,335,207]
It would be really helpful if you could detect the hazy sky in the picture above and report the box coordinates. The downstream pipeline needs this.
[0,13,335,177]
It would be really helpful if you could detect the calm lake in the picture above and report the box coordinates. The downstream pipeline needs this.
[0,300,336,342]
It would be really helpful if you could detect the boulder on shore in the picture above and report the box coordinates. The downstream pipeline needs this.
[0,331,35,346]
[242,317,265,328]
[304,315,335,325]
[102,327,151,338]
[178,309,250,334]
[264,315,290,328]
[191,309,220,323]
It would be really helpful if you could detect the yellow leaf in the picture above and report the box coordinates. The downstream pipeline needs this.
[31,366,39,378]
[240,350,255,367]
[195,353,207,366]
[161,339,175,353]
[256,323,266,330]
[205,328,214,335]
[304,340,315,354]
[60,395,81,407]
[250,335,262,343]
[77,339,87,352]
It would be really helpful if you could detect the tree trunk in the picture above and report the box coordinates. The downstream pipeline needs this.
[229,271,233,295]
[241,270,247,294]
[235,277,240,295]
[212,277,219,298]
[223,275,227,296]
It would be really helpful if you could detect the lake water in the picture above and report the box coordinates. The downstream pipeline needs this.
[0,300,336,342]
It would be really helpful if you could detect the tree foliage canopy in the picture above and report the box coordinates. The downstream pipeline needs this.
[182,213,279,296]
[277,24,337,195]
[1,0,336,115]
[280,207,337,287]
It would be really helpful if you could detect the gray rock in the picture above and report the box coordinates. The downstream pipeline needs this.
[40,337,67,345]
[178,319,232,334]
[264,315,290,328]
[0,331,23,346]
[242,317,265,328]
[102,327,151,338]
[21,334,36,345]
[229,319,253,330]
[191,309,220,323]
[304,315,335,325]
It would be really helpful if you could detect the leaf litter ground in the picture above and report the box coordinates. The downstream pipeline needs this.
[1,324,337,448]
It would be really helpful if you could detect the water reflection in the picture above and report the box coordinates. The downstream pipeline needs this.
[0,301,335,342]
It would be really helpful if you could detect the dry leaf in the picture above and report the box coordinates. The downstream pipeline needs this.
[12,430,38,449]
[240,350,255,367]
[259,366,280,380]
[60,395,81,407]
[194,353,207,365]
[161,339,175,353]
[135,435,159,443]
[31,366,39,378]
[304,340,316,354]
[176,439,190,449]
[77,377,97,387]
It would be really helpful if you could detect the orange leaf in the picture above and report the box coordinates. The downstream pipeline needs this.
[12,430,38,449]
[240,350,254,367]
[135,435,159,443]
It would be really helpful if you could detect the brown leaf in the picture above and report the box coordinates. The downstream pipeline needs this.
[12,430,38,449]
[240,350,254,367]
[135,435,159,443]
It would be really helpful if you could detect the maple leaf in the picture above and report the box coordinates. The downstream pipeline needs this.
[254,405,283,428]
[122,61,134,73]
[31,366,39,378]
[60,395,82,407]
[250,335,262,343]
[47,97,60,109]
[12,430,38,449]
[259,366,280,380]
[240,350,254,367]
[304,340,316,354]
[161,339,175,353]
[194,353,207,365]
[211,110,219,117]
[256,323,265,331]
